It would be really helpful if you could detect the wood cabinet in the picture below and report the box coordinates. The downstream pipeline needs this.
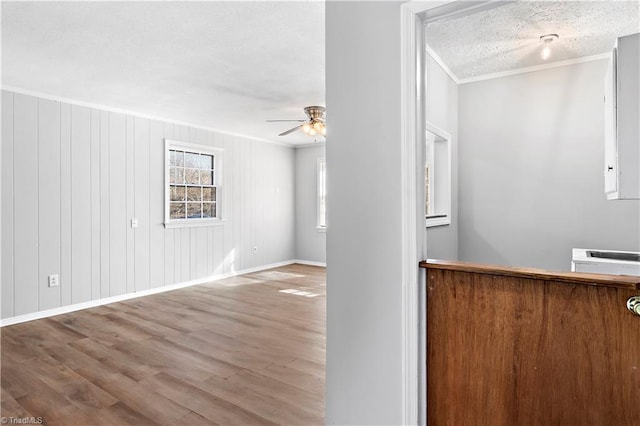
[604,32,640,200]
[422,260,640,426]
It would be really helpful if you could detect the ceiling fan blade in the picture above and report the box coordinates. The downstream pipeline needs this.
[279,124,303,136]
[266,119,306,122]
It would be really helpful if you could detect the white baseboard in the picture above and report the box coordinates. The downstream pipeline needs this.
[293,259,327,267]
[0,259,299,327]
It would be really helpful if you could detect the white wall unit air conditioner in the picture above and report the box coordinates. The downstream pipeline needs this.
[572,248,640,276]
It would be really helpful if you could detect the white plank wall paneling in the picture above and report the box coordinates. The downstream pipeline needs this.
[2,92,15,318]
[109,112,127,298]
[60,102,72,307]
[99,110,110,298]
[70,105,92,304]
[149,120,165,290]
[223,135,234,274]
[90,109,101,301]
[38,98,62,311]
[126,116,135,295]
[134,116,150,292]
[0,90,296,320]
[14,93,39,315]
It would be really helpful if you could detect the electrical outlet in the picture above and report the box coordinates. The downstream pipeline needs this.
[48,274,59,287]
[252,246,258,255]
[131,218,138,228]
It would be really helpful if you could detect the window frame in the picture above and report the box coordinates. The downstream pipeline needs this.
[164,139,224,228]
[425,122,452,228]
[317,157,327,231]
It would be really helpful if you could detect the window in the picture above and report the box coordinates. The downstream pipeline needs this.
[317,158,326,230]
[425,123,451,227]
[165,139,223,227]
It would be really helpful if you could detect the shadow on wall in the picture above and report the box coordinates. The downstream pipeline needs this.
[459,227,510,266]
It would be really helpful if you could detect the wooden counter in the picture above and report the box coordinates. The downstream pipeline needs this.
[420,259,640,289]
[420,259,640,426]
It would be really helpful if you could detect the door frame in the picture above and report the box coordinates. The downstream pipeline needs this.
[400,1,503,424]
[399,3,442,424]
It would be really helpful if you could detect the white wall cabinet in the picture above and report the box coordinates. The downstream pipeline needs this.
[604,32,640,200]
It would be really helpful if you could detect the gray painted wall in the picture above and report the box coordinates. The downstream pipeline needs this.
[458,60,640,271]
[425,53,459,260]
[326,2,404,424]
[1,90,295,319]
[295,144,326,264]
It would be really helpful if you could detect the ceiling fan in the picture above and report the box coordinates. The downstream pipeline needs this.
[267,106,326,137]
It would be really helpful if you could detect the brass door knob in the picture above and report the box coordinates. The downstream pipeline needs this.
[628,296,640,316]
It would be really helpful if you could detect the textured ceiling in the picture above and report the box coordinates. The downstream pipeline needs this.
[426,1,640,81]
[1,1,325,146]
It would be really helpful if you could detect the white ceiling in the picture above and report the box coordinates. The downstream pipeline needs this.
[1,1,325,146]
[426,1,640,81]
[5,1,638,142]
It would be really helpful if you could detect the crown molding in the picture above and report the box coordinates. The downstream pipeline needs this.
[425,44,460,84]
[458,52,612,84]
[1,85,294,148]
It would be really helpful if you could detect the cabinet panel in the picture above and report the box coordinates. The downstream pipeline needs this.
[603,48,617,194]
[425,265,640,426]
[605,33,639,200]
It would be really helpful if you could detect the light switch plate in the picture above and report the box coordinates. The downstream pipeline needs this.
[131,218,138,228]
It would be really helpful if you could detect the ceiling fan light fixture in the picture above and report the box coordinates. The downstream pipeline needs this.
[302,122,312,134]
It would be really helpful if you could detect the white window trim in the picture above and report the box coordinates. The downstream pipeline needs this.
[425,121,452,228]
[317,157,327,232]
[164,139,225,228]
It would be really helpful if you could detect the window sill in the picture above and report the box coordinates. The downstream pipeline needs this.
[316,226,327,233]
[426,216,450,228]
[164,219,226,229]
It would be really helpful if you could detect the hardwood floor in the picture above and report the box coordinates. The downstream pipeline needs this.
[1,264,326,425]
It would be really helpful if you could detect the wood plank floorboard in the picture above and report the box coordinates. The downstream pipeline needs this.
[1,264,326,425]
